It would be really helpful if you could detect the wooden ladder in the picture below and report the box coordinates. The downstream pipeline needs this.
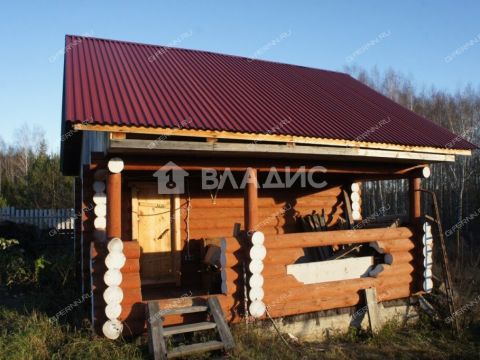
[147,297,235,359]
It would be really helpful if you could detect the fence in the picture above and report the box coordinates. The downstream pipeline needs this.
[0,207,75,230]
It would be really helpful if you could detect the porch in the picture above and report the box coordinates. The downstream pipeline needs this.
[84,154,432,336]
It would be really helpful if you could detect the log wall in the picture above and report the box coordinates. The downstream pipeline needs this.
[180,185,345,239]
[86,177,421,336]
[259,226,421,319]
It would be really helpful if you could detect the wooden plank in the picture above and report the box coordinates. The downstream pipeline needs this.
[168,341,224,359]
[157,305,208,316]
[286,256,374,284]
[342,188,354,228]
[147,302,168,360]
[207,297,235,351]
[75,122,469,156]
[364,288,382,334]
[110,132,127,140]
[163,322,216,336]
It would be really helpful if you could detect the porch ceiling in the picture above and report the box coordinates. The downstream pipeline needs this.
[108,138,455,163]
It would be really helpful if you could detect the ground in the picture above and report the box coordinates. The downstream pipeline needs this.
[0,285,479,360]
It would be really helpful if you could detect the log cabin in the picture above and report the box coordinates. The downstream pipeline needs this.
[60,35,475,343]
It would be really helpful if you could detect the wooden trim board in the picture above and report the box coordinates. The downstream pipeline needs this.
[73,123,472,156]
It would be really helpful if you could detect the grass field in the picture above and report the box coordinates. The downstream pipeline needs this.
[0,285,479,360]
[0,233,478,359]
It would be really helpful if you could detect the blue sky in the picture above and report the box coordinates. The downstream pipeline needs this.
[0,0,479,152]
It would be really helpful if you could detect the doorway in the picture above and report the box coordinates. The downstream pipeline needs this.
[131,183,181,287]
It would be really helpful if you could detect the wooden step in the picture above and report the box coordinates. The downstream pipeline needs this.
[168,340,225,358]
[155,305,208,316]
[163,322,217,336]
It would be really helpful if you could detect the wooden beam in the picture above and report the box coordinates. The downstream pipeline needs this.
[108,138,456,162]
[244,168,258,235]
[106,172,122,239]
[73,123,472,156]
[364,288,382,334]
[108,156,438,177]
[147,302,168,360]
[110,132,127,140]
[264,227,414,249]
[409,177,421,224]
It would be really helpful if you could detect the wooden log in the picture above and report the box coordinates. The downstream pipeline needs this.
[91,258,140,274]
[118,303,146,321]
[244,167,258,234]
[265,284,412,319]
[409,177,421,224]
[223,237,244,253]
[91,241,140,259]
[123,241,141,258]
[121,287,143,303]
[373,263,414,278]
[185,201,341,219]
[370,238,415,254]
[264,227,414,249]
[260,264,287,278]
[188,217,298,230]
[121,259,141,273]
[94,301,146,321]
[377,284,412,301]
[384,251,414,265]
[223,268,242,281]
[186,188,342,207]
[223,280,243,295]
[266,293,362,318]
[106,172,122,239]
[92,272,141,290]
[262,248,307,265]
[223,252,245,268]
[263,273,414,297]
[188,228,241,239]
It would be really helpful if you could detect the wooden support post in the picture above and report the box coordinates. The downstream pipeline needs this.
[409,177,421,224]
[106,172,122,239]
[244,168,258,236]
[364,288,382,334]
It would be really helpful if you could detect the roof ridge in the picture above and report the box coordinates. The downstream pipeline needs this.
[64,34,346,76]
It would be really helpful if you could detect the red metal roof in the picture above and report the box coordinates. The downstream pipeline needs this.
[63,35,475,150]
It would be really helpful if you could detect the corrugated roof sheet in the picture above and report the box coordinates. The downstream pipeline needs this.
[63,35,476,150]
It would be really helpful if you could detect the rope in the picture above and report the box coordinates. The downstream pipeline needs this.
[265,308,296,352]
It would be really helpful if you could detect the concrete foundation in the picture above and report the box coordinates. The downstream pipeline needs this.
[262,297,419,340]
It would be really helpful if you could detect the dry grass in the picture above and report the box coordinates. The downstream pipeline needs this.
[0,251,478,360]
[0,302,478,360]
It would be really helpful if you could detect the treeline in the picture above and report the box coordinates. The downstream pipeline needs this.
[0,125,73,209]
[346,66,480,255]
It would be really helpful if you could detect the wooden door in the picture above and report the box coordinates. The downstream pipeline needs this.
[131,184,181,286]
